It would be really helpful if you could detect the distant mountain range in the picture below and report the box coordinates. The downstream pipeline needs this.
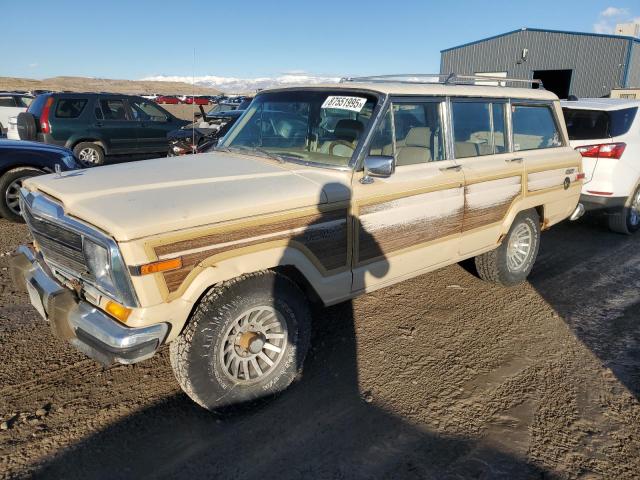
[0,76,222,95]
[141,74,342,94]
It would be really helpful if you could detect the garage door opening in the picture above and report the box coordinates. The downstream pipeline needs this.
[532,69,573,99]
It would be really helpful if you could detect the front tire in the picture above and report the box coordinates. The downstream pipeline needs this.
[170,270,311,411]
[608,186,640,235]
[0,167,41,222]
[474,210,541,286]
[73,142,105,167]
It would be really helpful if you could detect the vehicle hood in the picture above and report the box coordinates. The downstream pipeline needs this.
[23,152,352,241]
[0,139,72,155]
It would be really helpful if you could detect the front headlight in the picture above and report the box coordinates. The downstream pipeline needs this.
[83,239,115,292]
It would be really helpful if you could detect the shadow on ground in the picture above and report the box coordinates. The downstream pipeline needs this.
[33,300,549,480]
[528,216,640,400]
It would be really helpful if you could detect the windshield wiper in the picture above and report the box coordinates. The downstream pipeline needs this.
[223,145,286,163]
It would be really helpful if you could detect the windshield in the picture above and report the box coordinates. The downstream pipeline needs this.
[563,107,638,140]
[219,90,378,168]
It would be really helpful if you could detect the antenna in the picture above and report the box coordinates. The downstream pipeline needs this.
[192,47,196,154]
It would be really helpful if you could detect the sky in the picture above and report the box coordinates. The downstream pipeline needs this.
[0,0,639,88]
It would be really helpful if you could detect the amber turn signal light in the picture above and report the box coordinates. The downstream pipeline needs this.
[105,300,132,323]
[138,257,183,276]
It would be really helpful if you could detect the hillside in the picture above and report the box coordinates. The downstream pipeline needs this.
[0,76,221,95]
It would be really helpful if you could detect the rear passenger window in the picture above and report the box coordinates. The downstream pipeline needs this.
[392,102,445,165]
[100,99,128,120]
[512,105,562,151]
[54,99,87,118]
[0,96,17,107]
[452,101,506,158]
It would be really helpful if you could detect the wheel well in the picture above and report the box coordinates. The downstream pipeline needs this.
[0,164,44,178]
[273,265,323,305]
[534,205,545,226]
[71,139,107,153]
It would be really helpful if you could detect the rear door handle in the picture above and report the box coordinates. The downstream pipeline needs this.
[506,157,524,163]
[95,122,103,127]
[439,165,462,172]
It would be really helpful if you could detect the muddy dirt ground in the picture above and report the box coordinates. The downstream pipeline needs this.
[1,214,639,479]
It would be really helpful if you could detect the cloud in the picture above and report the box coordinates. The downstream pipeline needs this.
[593,6,637,34]
[28,63,38,68]
[601,6,628,17]
[140,73,342,93]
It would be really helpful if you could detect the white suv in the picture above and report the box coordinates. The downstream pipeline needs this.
[562,99,640,234]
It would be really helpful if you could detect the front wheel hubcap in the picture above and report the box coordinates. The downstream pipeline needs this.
[5,178,25,215]
[220,306,288,384]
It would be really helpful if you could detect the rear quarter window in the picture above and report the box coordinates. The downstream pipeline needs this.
[512,104,563,151]
[27,95,49,116]
[55,99,88,118]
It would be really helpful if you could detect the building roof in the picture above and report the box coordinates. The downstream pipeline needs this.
[441,27,640,53]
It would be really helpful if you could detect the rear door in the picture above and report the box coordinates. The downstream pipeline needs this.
[448,98,524,256]
[351,97,465,293]
[95,97,138,154]
[128,98,175,153]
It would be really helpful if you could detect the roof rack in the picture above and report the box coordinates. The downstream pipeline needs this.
[340,74,543,88]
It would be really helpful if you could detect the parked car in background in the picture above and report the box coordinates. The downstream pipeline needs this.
[0,92,33,135]
[6,116,20,140]
[11,78,583,411]
[183,96,210,105]
[562,98,640,234]
[206,97,253,115]
[155,96,181,104]
[16,92,189,166]
[0,139,80,222]
[167,109,243,156]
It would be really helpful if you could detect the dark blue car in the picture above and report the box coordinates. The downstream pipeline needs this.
[0,139,80,222]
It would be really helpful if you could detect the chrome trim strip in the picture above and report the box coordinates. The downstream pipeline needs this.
[20,188,140,307]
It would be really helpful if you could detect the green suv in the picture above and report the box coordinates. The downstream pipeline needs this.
[17,93,189,166]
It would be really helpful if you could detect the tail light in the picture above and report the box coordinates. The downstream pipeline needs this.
[40,97,54,134]
[575,142,626,159]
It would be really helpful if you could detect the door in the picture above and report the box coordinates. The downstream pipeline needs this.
[448,99,525,255]
[128,98,175,153]
[351,98,465,293]
[95,97,138,154]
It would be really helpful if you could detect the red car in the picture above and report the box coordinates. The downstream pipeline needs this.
[155,96,181,104]
[183,96,210,105]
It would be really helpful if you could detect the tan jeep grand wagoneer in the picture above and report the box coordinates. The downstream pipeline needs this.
[11,75,583,410]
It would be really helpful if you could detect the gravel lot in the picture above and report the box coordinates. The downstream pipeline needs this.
[0,214,639,479]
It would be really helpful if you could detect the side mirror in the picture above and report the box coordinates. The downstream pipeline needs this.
[361,155,394,184]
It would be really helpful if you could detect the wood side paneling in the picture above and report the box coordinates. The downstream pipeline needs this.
[156,209,349,293]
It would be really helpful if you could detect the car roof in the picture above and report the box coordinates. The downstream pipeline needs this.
[560,98,640,111]
[261,82,559,101]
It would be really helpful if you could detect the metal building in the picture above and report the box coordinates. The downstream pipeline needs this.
[440,28,640,99]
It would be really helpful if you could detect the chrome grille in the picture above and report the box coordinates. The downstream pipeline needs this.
[23,204,90,277]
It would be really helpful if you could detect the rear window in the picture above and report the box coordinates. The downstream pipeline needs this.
[562,107,637,140]
[55,99,88,118]
[27,95,50,116]
[0,96,16,107]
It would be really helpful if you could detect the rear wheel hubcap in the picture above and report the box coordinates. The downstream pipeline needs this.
[506,222,533,272]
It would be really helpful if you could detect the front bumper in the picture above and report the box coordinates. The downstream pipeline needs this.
[10,245,169,366]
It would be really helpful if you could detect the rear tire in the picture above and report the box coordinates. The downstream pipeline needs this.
[0,167,41,222]
[475,210,541,286]
[607,186,640,235]
[170,270,311,411]
[73,142,105,167]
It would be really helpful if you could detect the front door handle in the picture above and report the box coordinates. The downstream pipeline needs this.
[95,122,103,127]
[506,157,524,163]
[439,165,462,172]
